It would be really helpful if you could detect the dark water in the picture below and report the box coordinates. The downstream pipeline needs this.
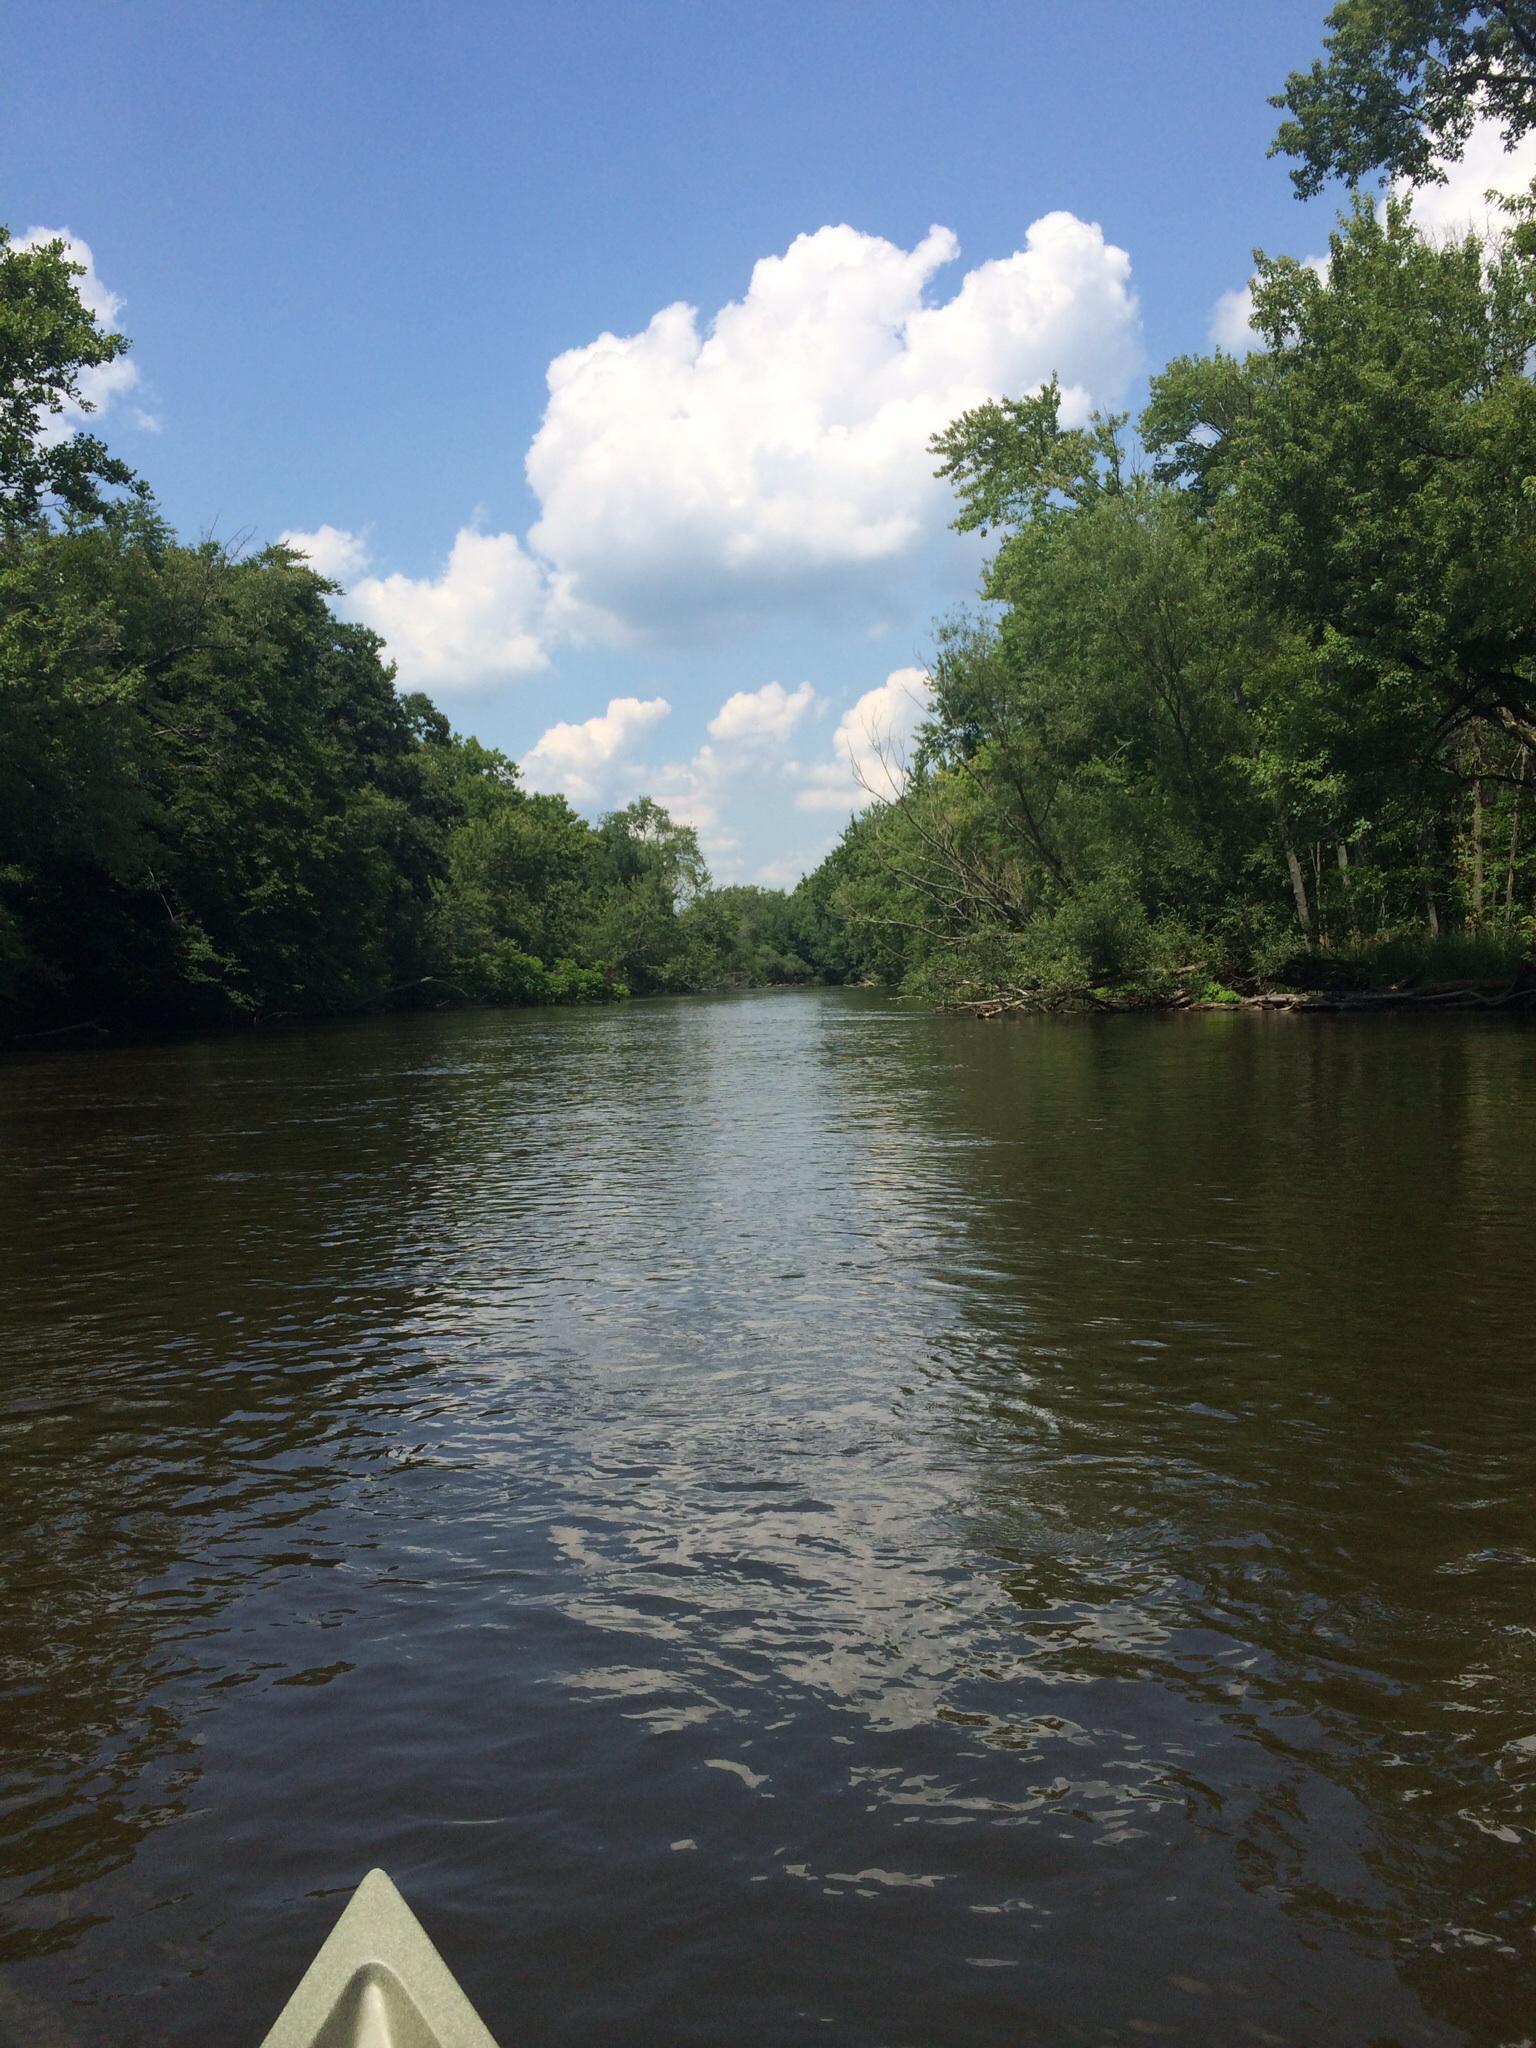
[1,992,1534,2048]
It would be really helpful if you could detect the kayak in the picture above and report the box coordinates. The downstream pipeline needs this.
[260,1867,500,2048]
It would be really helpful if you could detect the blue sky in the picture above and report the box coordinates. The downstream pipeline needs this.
[2,2,1392,879]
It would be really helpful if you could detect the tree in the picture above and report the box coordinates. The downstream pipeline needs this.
[925,399,1279,948]
[930,376,1125,533]
[801,187,1536,1002]
[1163,197,1536,757]
[0,507,165,1015]
[0,219,814,1029]
[584,798,712,993]
[0,518,457,1027]
[681,884,816,984]
[1271,0,1536,195]
[0,227,141,524]
[425,736,615,1003]
[1146,196,1536,941]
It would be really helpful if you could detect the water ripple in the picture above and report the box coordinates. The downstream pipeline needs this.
[1,995,1533,2047]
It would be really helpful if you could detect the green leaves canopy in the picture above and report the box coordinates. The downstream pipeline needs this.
[0,227,142,525]
[0,218,843,1034]
[804,191,1536,1001]
[1271,0,1536,195]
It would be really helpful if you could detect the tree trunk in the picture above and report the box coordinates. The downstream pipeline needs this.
[1336,841,1357,947]
[1281,824,1312,941]
[1506,748,1527,922]
[1420,816,1441,940]
[1471,777,1485,927]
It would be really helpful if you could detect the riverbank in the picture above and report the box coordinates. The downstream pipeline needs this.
[13,964,1536,1052]
[955,974,1536,1018]
[0,971,844,1054]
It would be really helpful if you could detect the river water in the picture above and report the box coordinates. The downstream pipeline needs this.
[0,991,1533,2048]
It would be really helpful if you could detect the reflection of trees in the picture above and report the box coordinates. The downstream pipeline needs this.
[0,1016,469,1969]
[852,1010,1536,2043]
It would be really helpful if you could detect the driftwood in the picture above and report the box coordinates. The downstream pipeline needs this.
[1230,981,1536,1014]
[954,977,1536,1018]
[11,1016,109,1042]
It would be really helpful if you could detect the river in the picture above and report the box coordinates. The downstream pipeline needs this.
[0,991,1533,2047]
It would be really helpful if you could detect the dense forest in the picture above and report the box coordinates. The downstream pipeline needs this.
[813,190,1536,1009]
[802,1,1536,1009]
[5,0,1536,1037]
[0,227,832,1035]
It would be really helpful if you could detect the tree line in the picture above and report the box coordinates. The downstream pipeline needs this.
[0,230,837,1037]
[802,1,1536,1007]
[7,0,1535,1036]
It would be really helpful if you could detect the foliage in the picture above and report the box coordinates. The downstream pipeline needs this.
[930,378,1126,532]
[10,152,1536,1037]
[0,498,817,1032]
[800,193,1536,1006]
[1205,197,1536,753]
[0,226,856,1038]
[1,512,450,1025]
[680,885,819,986]
[0,227,144,525]
[1270,0,1536,196]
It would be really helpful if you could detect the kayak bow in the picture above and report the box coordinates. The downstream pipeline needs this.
[260,1867,499,2048]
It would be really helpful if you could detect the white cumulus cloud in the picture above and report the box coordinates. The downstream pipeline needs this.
[522,694,671,804]
[293,215,1140,695]
[644,745,727,840]
[346,528,549,692]
[1400,119,1536,236]
[644,678,840,851]
[278,523,374,582]
[1209,283,1263,354]
[525,216,1140,633]
[794,666,933,813]
[707,679,821,745]
[755,851,827,887]
[521,675,834,862]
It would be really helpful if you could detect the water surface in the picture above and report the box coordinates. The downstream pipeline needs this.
[1,992,1533,2047]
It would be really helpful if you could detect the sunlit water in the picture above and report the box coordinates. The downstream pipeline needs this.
[1,991,1533,2048]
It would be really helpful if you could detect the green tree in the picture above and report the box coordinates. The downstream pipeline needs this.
[583,797,712,993]
[923,400,1280,955]
[424,735,616,1003]
[1271,0,1536,195]
[930,376,1125,533]
[0,517,454,1028]
[0,509,162,1014]
[804,190,1536,1002]
[682,884,816,984]
[0,227,142,524]
[1147,195,1536,938]
[1153,200,1536,748]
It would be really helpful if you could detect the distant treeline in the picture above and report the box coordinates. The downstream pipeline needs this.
[0,230,851,1037]
[0,503,849,1034]
[0,532,852,1035]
